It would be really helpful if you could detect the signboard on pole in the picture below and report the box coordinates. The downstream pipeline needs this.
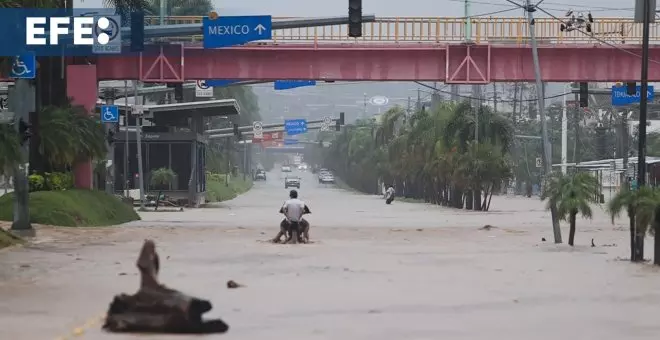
[10,53,36,79]
[203,15,272,48]
[321,116,332,131]
[253,121,263,139]
[196,80,213,97]
[274,80,316,90]
[611,85,655,106]
[284,119,308,135]
[101,105,119,123]
[536,157,542,168]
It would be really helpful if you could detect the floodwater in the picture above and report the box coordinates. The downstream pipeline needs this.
[1,169,660,340]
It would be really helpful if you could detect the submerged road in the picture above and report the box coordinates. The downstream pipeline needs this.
[1,168,660,339]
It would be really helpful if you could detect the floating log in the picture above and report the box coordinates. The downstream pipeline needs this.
[103,239,229,334]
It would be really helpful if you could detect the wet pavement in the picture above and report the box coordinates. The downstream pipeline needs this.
[1,169,660,339]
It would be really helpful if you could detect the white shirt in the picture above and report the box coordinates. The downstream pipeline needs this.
[386,187,395,195]
[282,198,305,222]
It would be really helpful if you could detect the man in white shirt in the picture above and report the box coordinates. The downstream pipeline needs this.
[273,190,311,243]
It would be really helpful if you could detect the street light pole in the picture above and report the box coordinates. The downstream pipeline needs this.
[525,0,562,243]
[561,83,570,174]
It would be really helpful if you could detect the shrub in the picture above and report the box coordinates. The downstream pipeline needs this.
[44,172,73,191]
[28,173,45,192]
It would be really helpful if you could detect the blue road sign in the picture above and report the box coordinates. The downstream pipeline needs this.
[10,52,36,79]
[206,79,241,87]
[93,15,122,54]
[284,138,299,145]
[612,85,655,106]
[203,15,272,48]
[285,119,308,136]
[101,105,119,123]
[274,80,317,90]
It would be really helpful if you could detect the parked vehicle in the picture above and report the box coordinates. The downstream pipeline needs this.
[285,176,301,189]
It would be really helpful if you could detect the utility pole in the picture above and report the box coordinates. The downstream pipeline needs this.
[363,93,367,119]
[123,80,129,197]
[104,93,115,195]
[638,0,651,187]
[9,79,35,235]
[492,83,498,114]
[134,81,145,210]
[524,0,562,244]
[159,0,167,25]
[472,85,481,143]
[464,0,472,42]
[416,88,421,112]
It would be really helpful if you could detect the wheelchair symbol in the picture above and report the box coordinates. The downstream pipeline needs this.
[103,107,117,121]
[11,56,31,77]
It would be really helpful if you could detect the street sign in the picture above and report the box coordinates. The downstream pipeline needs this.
[253,121,263,138]
[535,157,542,168]
[611,85,655,106]
[284,138,298,145]
[274,80,316,90]
[320,116,332,131]
[203,15,273,48]
[206,79,241,87]
[10,52,36,79]
[100,105,119,123]
[195,80,213,97]
[369,95,389,106]
[132,105,145,115]
[285,119,308,135]
[0,111,14,124]
[0,96,7,110]
[261,131,282,141]
[93,15,122,54]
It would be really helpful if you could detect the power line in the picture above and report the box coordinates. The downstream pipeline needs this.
[414,81,570,103]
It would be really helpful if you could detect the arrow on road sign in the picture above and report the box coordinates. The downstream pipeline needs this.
[255,24,266,34]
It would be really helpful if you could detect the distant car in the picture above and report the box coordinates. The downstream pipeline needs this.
[281,166,292,172]
[319,172,335,184]
[285,176,301,189]
[255,170,266,181]
[298,163,308,171]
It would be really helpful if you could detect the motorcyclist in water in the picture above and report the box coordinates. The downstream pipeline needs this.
[385,185,395,204]
[272,189,311,243]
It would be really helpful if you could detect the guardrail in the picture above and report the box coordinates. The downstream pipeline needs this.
[145,16,660,44]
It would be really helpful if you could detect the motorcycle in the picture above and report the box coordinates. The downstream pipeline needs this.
[385,190,395,204]
[273,205,311,244]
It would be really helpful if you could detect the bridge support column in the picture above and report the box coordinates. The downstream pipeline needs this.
[67,64,98,190]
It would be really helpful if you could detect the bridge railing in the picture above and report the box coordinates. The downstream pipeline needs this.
[145,16,660,44]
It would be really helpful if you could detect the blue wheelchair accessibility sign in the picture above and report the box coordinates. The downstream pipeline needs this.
[10,52,36,79]
[101,105,119,123]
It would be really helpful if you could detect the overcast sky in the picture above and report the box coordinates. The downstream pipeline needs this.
[74,0,637,18]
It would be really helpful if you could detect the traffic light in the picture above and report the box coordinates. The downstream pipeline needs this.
[335,112,345,131]
[17,117,32,145]
[130,12,145,52]
[348,0,362,38]
[171,83,183,102]
[626,82,636,95]
[579,82,588,107]
[233,123,240,138]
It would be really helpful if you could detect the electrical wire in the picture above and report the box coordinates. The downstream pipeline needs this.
[414,81,570,103]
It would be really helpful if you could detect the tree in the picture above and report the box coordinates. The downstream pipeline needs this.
[0,123,22,180]
[608,186,660,262]
[541,172,600,246]
[149,167,176,210]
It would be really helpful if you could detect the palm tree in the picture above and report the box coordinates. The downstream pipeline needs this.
[38,100,106,169]
[541,172,600,246]
[608,186,660,262]
[149,167,176,210]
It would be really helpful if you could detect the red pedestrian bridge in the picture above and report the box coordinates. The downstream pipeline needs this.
[92,15,660,83]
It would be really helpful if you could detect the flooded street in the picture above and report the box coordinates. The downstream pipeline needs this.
[1,170,660,339]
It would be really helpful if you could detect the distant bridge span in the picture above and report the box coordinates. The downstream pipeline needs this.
[96,43,660,83]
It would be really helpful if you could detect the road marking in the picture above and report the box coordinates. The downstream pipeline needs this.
[55,312,105,340]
